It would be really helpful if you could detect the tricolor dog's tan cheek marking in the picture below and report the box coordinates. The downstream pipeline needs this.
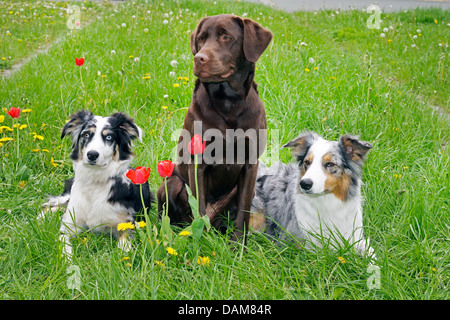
[322,152,350,201]
[301,153,314,177]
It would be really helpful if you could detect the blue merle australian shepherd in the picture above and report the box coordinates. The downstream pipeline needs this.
[251,131,374,257]
[41,110,154,259]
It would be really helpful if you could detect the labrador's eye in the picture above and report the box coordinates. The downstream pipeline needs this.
[223,35,233,40]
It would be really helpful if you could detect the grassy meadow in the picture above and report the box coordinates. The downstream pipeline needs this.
[0,0,449,300]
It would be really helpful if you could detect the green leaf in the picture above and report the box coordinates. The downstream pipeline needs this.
[160,214,172,243]
[185,183,199,218]
[191,218,205,243]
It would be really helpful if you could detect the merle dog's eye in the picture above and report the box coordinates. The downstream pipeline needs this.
[105,135,113,141]
[304,160,311,166]
[325,162,336,168]
[83,132,90,139]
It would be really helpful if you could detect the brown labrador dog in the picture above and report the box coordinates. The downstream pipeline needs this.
[157,14,272,243]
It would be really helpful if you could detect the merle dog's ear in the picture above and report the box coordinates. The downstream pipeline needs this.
[61,110,94,140]
[283,131,318,162]
[242,18,273,63]
[110,112,142,142]
[190,17,210,56]
[339,134,372,164]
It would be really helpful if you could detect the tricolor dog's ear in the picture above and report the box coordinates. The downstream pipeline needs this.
[339,134,372,164]
[61,110,94,140]
[190,17,210,56]
[110,112,142,142]
[283,131,318,163]
[242,18,273,63]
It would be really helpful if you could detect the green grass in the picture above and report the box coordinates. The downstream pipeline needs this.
[0,0,449,300]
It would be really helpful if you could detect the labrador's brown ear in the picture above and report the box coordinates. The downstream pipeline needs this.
[242,18,273,63]
[190,17,210,55]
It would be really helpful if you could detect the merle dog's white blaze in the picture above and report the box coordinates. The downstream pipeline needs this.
[300,137,333,195]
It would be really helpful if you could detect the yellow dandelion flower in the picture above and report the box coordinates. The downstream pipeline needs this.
[1,57,6,61]
[0,125,13,133]
[305,68,310,72]
[129,55,133,58]
[0,137,13,142]
[432,268,436,272]
[101,74,107,78]
[197,256,210,266]
[173,83,180,88]
[142,76,151,80]
[154,260,165,269]
[50,157,58,168]
[33,134,44,140]
[166,247,177,256]
[0,143,3,148]
[434,19,438,24]
[136,221,146,228]
[403,166,409,170]
[32,148,39,153]
[179,230,191,236]
[19,124,27,130]
[41,149,49,153]
[19,180,26,188]
[126,262,132,267]
[121,256,131,261]
[0,115,4,123]
[161,105,168,110]
[331,76,336,80]
[117,222,135,231]
[314,67,318,70]
[338,256,346,264]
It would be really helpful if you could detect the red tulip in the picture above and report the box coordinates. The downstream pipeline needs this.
[188,134,206,155]
[75,57,85,66]
[7,107,20,119]
[157,160,175,178]
[126,166,151,185]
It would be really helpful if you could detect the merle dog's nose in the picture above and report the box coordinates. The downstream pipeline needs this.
[87,151,99,162]
[194,53,209,66]
[300,179,313,191]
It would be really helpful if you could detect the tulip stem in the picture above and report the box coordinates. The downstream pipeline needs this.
[140,184,153,250]
[194,154,199,216]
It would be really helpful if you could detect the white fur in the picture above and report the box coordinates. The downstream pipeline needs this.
[300,137,332,195]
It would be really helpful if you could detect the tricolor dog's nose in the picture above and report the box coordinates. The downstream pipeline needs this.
[87,151,99,162]
[194,53,209,66]
[300,179,313,191]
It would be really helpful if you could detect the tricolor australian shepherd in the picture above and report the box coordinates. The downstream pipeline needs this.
[251,131,374,257]
[41,110,154,259]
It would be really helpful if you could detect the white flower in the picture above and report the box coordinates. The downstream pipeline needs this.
[164,94,169,98]
[97,71,101,76]
[144,28,149,33]
[169,71,176,77]
[411,44,416,48]
[389,25,394,30]
[111,49,116,54]
[413,35,418,39]
[164,13,169,18]
[383,27,388,33]
[163,19,168,25]
[170,60,178,67]
[308,57,315,64]
[300,41,307,46]
[132,15,136,19]
[121,23,126,28]
[134,57,140,62]
[380,33,385,38]
[416,29,421,33]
